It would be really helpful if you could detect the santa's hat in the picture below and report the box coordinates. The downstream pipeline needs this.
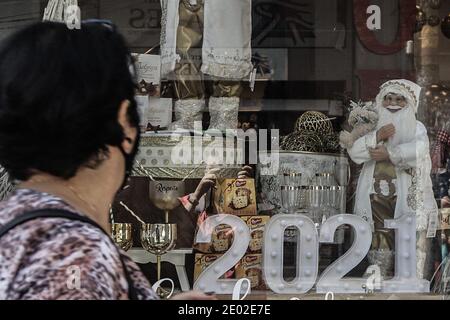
[376,79,422,113]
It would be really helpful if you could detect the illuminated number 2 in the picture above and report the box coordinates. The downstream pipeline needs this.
[194,214,250,294]
[316,214,372,293]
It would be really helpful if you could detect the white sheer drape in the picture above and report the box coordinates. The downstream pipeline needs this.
[160,0,253,80]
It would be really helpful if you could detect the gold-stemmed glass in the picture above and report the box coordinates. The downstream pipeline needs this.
[111,223,133,251]
[149,181,185,223]
[141,223,177,298]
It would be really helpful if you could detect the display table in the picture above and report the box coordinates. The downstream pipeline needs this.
[127,248,192,292]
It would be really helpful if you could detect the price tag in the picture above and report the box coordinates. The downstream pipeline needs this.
[427,211,438,238]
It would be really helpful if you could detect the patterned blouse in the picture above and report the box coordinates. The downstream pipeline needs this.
[0,189,158,300]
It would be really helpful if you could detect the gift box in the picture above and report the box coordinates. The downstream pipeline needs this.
[214,179,257,216]
[193,215,270,254]
[235,254,267,290]
[193,223,234,254]
[242,216,270,253]
[193,254,235,282]
[441,208,450,230]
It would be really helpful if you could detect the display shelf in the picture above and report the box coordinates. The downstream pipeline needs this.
[240,99,343,113]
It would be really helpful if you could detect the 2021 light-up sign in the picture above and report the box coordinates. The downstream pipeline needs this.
[194,214,251,295]
[194,213,430,295]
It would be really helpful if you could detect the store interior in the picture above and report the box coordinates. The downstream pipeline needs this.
[1,0,450,299]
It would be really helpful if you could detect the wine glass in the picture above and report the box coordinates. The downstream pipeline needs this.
[282,172,302,186]
[329,186,345,215]
[111,223,133,251]
[297,186,310,211]
[309,186,324,225]
[314,173,337,186]
[149,181,185,223]
[141,223,177,298]
[281,186,299,214]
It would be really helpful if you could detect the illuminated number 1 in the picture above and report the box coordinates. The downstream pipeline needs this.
[382,214,430,293]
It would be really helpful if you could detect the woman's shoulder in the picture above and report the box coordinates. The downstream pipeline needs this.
[0,189,156,300]
[0,189,127,299]
[0,189,118,258]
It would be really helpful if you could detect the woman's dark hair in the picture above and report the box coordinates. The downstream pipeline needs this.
[0,22,139,181]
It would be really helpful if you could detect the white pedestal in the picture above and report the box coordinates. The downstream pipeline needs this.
[127,248,193,292]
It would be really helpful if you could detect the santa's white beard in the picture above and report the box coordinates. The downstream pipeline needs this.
[376,104,416,147]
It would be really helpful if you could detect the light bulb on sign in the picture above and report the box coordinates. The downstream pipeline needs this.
[382,214,430,293]
[316,214,372,293]
[263,214,319,294]
[194,214,251,295]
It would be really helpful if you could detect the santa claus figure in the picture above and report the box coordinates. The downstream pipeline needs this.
[347,79,438,278]
[160,0,253,131]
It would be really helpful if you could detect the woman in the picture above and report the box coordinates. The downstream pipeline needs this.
[0,21,214,300]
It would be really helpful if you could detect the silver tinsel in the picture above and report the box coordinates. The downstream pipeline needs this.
[432,255,450,298]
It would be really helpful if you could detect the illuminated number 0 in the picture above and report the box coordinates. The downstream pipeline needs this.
[263,214,319,294]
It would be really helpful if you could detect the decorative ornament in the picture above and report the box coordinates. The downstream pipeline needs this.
[441,15,450,39]
[281,131,323,153]
[416,9,427,33]
[428,15,441,27]
[322,133,341,153]
[429,0,442,10]
[295,111,333,134]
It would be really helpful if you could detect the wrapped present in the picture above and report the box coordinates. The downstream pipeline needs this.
[441,208,450,230]
[235,254,267,290]
[193,253,234,282]
[242,216,270,253]
[214,179,257,216]
[193,223,234,254]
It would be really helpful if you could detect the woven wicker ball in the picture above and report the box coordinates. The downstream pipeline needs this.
[295,111,333,134]
[322,133,341,153]
[281,131,323,152]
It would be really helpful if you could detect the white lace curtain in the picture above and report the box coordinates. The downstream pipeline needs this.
[160,0,253,80]
[42,0,78,22]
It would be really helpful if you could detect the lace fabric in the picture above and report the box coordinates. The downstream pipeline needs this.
[208,97,239,130]
[168,99,205,131]
[201,49,253,80]
[160,0,181,77]
[161,0,252,80]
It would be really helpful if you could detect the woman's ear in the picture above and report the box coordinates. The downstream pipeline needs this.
[118,100,138,153]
